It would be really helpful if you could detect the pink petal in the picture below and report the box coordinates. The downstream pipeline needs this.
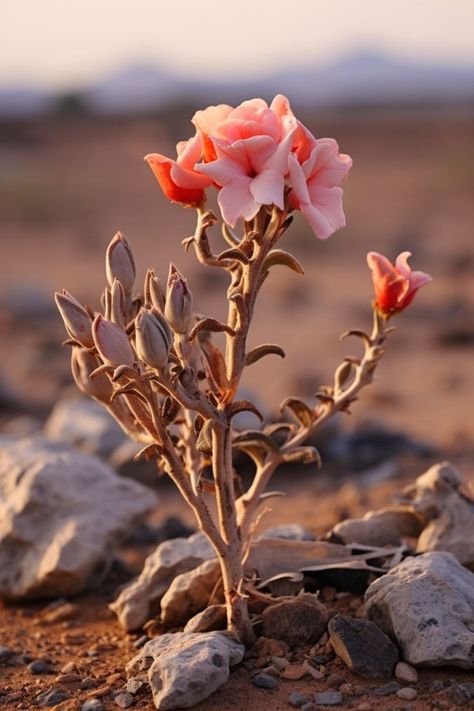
[367,252,397,279]
[176,132,202,167]
[217,178,259,226]
[289,153,310,205]
[170,162,212,189]
[303,186,346,239]
[196,155,246,185]
[264,126,296,175]
[192,104,233,134]
[250,169,285,209]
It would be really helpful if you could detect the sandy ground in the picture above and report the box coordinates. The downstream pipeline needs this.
[0,109,473,709]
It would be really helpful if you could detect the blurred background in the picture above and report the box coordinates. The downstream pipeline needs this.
[1,0,473,459]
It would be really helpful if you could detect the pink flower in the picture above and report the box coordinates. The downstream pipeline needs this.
[145,132,212,206]
[289,138,352,240]
[367,251,432,316]
[196,96,297,226]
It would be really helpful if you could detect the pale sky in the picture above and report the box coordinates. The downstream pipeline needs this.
[1,0,474,89]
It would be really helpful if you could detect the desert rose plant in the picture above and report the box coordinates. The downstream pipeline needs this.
[56,95,431,644]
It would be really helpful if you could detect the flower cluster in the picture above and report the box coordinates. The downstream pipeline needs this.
[145,95,352,240]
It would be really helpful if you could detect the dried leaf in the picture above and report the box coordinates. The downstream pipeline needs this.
[228,400,264,422]
[161,396,181,424]
[283,446,321,466]
[134,443,163,461]
[264,422,297,437]
[233,430,279,452]
[340,329,372,347]
[200,341,229,391]
[246,344,286,366]
[189,318,235,341]
[217,248,249,264]
[262,249,304,275]
[196,420,213,455]
[280,397,314,427]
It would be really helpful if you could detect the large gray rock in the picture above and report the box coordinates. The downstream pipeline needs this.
[328,615,399,678]
[365,552,474,669]
[0,436,155,600]
[160,558,221,628]
[127,631,244,710]
[44,397,126,459]
[403,462,474,568]
[110,533,215,631]
[330,506,424,547]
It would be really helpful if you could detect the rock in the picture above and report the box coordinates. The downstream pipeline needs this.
[329,506,423,547]
[0,645,12,659]
[373,681,400,696]
[37,688,69,707]
[288,691,311,707]
[403,461,474,568]
[28,659,49,674]
[365,552,474,669]
[0,436,155,600]
[261,524,315,541]
[44,397,126,459]
[281,664,309,680]
[127,631,244,710]
[114,693,134,708]
[326,673,344,688]
[160,558,221,627]
[261,592,328,647]
[447,680,474,705]
[252,672,278,689]
[302,660,324,680]
[394,661,418,683]
[81,701,105,711]
[328,615,398,678]
[126,677,145,695]
[110,532,214,631]
[314,690,343,706]
[184,604,227,633]
[396,687,418,700]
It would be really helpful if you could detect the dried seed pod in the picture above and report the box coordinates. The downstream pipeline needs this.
[105,231,136,294]
[92,314,135,367]
[55,290,94,349]
[135,308,172,370]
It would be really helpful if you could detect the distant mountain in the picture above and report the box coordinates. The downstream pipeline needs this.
[1,51,473,117]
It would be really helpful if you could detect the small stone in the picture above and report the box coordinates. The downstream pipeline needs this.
[326,673,344,688]
[338,683,353,695]
[42,602,79,624]
[80,677,98,690]
[28,659,49,674]
[0,645,12,659]
[126,677,145,695]
[302,660,324,680]
[328,615,398,678]
[55,673,82,684]
[374,681,400,696]
[396,687,418,700]
[37,689,68,707]
[263,664,279,676]
[61,662,77,674]
[261,637,289,657]
[301,704,315,711]
[252,672,278,689]
[270,655,289,671]
[312,654,329,665]
[114,693,134,708]
[288,691,310,707]
[357,704,371,711]
[281,664,309,680]
[395,661,418,683]
[429,680,445,693]
[81,701,105,711]
[314,690,343,706]
[261,593,328,647]
[132,635,148,649]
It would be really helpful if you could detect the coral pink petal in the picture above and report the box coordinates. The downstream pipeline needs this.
[250,169,285,209]
[170,162,212,189]
[192,104,233,134]
[409,270,432,290]
[218,178,259,226]
[367,251,398,279]
[305,186,346,237]
[176,132,202,167]
[196,156,245,185]
[264,127,296,175]
[289,153,311,205]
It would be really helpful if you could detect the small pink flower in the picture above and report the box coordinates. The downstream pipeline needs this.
[367,251,432,316]
[289,138,352,240]
[145,132,212,206]
[196,96,297,226]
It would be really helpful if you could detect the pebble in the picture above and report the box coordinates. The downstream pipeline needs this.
[326,673,344,688]
[302,660,324,680]
[312,654,329,665]
[114,693,134,708]
[252,672,278,690]
[28,659,49,674]
[396,686,418,700]
[314,690,343,706]
[429,680,445,693]
[374,680,400,696]
[61,661,77,674]
[132,635,148,649]
[81,701,105,711]
[339,683,353,695]
[288,691,311,708]
[37,689,68,707]
[357,704,371,711]
[80,677,98,690]
[42,602,79,624]
[126,677,145,695]
[55,673,82,684]
[271,655,289,671]
[0,645,12,659]
[301,704,315,711]
[395,661,418,683]
[263,664,279,676]
[281,664,309,680]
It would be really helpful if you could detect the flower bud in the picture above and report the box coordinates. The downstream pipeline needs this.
[164,263,193,334]
[110,278,126,327]
[367,251,432,318]
[135,308,172,370]
[71,348,113,403]
[55,290,94,348]
[106,232,136,295]
[144,269,165,312]
[92,314,135,367]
